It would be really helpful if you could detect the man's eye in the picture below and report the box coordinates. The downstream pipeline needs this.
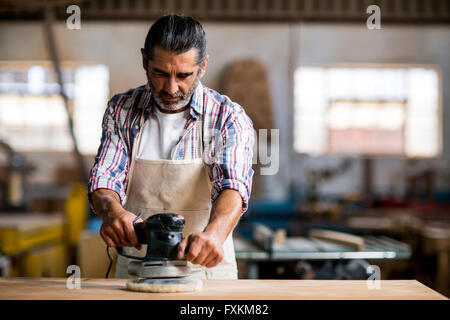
[178,74,189,79]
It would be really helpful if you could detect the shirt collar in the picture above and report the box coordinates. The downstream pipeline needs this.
[141,81,204,119]
[189,81,204,118]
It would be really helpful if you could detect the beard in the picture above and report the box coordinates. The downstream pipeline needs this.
[147,71,200,112]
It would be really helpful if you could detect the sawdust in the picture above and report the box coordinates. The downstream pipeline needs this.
[126,278,203,293]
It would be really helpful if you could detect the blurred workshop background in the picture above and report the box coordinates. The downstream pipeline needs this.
[0,0,449,296]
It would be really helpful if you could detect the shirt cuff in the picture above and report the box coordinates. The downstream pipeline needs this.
[211,178,251,213]
[87,176,125,209]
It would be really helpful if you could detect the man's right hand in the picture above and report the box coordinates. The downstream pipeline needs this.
[99,210,142,249]
[91,189,142,250]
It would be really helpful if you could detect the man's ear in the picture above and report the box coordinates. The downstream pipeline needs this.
[141,48,149,72]
[199,54,209,78]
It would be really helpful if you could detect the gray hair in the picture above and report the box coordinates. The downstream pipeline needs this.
[144,14,207,65]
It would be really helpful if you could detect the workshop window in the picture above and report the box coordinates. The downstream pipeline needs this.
[0,62,109,155]
[293,65,441,157]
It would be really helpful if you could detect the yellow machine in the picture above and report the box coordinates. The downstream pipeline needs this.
[0,213,65,276]
[0,183,87,277]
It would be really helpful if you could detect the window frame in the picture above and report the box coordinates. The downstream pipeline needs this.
[0,60,109,155]
[293,63,443,159]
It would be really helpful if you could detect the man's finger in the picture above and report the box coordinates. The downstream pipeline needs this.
[111,222,128,246]
[101,230,116,247]
[132,215,144,248]
[177,237,188,259]
[205,255,221,268]
[105,227,120,246]
[192,247,209,265]
[203,250,219,267]
[186,239,202,262]
[124,221,140,249]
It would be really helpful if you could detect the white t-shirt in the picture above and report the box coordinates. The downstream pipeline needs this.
[138,107,190,160]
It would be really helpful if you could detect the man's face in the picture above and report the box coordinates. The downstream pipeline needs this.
[142,46,208,111]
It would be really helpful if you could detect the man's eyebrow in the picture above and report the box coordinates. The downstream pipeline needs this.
[152,67,169,74]
[177,72,194,77]
[152,68,194,77]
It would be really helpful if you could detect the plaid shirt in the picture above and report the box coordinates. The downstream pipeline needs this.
[88,82,254,212]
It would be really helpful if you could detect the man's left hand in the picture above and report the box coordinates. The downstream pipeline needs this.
[177,231,224,268]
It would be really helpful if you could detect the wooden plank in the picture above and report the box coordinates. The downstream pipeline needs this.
[309,229,365,250]
[0,278,446,300]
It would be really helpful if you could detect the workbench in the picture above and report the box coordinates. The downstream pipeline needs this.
[0,278,446,300]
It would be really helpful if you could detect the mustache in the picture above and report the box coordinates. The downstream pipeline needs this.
[160,90,184,99]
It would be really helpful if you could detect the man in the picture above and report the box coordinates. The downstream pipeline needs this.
[88,14,254,279]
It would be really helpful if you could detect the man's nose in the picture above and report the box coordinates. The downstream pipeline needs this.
[164,76,179,95]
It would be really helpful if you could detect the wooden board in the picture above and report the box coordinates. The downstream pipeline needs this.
[309,229,365,250]
[0,278,446,300]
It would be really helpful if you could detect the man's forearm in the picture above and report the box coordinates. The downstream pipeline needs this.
[91,188,125,219]
[203,189,243,244]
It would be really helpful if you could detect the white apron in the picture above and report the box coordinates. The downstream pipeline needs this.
[115,100,238,280]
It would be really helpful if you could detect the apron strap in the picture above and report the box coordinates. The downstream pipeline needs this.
[200,86,206,159]
[124,94,147,204]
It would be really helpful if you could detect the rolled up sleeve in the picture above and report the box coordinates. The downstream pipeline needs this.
[210,107,255,213]
[87,96,130,205]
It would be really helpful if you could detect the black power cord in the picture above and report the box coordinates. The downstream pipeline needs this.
[105,246,114,279]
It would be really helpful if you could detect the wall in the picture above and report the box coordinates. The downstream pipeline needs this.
[0,21,449,199]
